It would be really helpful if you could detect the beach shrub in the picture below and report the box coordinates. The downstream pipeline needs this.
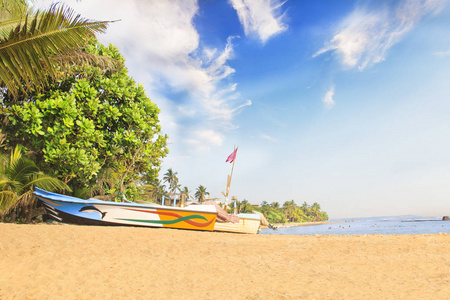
[1,40,168,198]
[0,145,70,222]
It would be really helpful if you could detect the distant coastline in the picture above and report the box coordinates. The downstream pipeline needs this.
[262,221,333,229]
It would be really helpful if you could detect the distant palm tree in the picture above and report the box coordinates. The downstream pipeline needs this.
[171,178,181,194]
[283,200,296,209]
[163,168,179,194]
[150,179,168,205]
[311,202,321,218]
[301,201,309,213]
[239,199,254,214]
[283,200,296,222]
[195,185,209,204]
[0,145,70,221]
[0,0,115,99]
[181,186,191,200]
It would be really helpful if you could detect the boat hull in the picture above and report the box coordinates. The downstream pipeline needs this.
[35,188,217,231]
[214,213,261,234]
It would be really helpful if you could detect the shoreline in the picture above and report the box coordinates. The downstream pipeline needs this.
[1,223,449,299]
[262,221,338,229]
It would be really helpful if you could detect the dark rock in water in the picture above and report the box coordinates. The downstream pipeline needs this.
[443,216,450,221]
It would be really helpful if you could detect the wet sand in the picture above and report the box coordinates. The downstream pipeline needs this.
[0,223,449,299]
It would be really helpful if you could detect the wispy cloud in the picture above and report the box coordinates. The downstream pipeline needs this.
[184,129,225,153]
[194,36,252,123]
[260,134,277,142]
[314,0,447,70]
[230,0,288,43]
[434,48,450,57]
[323,87,335,109]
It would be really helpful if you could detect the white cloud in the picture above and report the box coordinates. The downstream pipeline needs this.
[184,129,225,153]
[434,49,450,57]
[314,0,447,70]
[323,87,335,109]
[230,0,288,43]
[260,134,277,142]
[47,0,252,153]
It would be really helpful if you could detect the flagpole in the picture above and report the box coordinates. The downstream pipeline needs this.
[229,156,237,214]
[224,146,238,210]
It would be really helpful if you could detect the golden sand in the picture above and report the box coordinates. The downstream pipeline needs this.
[0,223,449,299]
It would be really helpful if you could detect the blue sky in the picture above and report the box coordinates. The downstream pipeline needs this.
[41,0,450,218]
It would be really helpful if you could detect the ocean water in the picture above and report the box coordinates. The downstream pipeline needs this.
[260,216,450,235]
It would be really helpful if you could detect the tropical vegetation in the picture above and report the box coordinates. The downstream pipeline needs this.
[0,145,69,222]
[227,199,254,214]
[253,200,329,224]
[1,40,168,198]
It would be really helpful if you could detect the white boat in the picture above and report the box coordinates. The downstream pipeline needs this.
[214,213,261,234]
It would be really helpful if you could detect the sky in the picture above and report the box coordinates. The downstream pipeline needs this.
[39,0,450,218]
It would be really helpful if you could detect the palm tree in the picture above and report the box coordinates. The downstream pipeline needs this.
[0,145,70,222]
[311,202,321,219]
[271,201,280,209]
[163,168,179,194]
[283,200,296,222]
[153,179,168,205]
[181,186,191,200]
[0,0,115,98]
[301,201,309,214]
[171,178,181,194]
[194,185,209,204]
[293,207,309,222]
[240,199,253,214]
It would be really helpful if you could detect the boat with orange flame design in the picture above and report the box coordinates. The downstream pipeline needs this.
[34,188,217,231]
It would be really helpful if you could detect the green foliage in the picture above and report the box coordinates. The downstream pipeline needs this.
[1,40,168,196]
[0,145,70,222]
[227,199,254,214]
[254,200,328,224]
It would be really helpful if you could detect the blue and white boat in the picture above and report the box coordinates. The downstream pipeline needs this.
[34,188,218,231]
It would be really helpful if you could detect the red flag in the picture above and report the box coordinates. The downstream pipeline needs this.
[226,148,238,163]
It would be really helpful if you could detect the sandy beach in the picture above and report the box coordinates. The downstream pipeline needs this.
[1,223,449,299]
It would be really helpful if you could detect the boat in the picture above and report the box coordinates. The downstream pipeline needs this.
[201,201,261,234]
[34,188,217,231]
[213,213,261,234]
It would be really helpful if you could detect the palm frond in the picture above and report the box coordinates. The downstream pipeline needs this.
[0,0,31,38]
[0,179,21,191]
[50,49,122,78]
[0,190,18,214]
[0,2,111,98]
[7,145,39,184]
[137,184,155,197]
[22,173,71,194]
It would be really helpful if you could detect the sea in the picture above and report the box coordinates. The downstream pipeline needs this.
[259,215,450,235]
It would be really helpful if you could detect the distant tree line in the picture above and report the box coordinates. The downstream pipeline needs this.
[254,200,328,224]
[220,199,328,224]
